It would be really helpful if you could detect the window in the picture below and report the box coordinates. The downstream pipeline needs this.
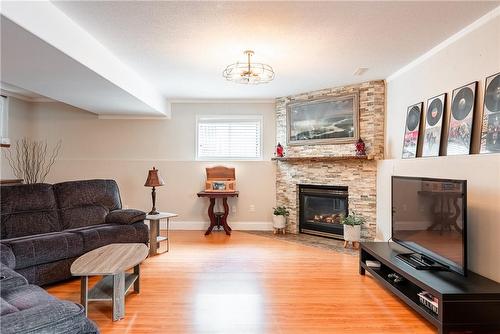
[0,95,9,146]
[196,115,263,160]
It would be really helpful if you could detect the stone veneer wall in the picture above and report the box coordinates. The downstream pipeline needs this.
[275,80,385,239]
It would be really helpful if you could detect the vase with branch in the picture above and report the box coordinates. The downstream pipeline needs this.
[3,138,62,184]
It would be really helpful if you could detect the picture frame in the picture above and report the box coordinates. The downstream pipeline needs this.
[212,181,226,191]
[447,81,477,156]
[479,72,500,154]
[422,93,446,157]
[402,102,423,159]
[286,93,359,146]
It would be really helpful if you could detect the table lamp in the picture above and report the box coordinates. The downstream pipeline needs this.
[144,167,165,215]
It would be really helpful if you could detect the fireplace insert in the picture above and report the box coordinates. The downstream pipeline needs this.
[299,184,348,239]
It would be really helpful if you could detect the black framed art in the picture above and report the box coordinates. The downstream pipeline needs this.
[480,72,500,154]
[422,93,446,157]
[447,81,477,156]
[402,102,423,159]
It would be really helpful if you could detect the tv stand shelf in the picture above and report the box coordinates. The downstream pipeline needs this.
[360,242,500,334]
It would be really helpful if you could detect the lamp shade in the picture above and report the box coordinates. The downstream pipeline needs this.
[144,167,165,187]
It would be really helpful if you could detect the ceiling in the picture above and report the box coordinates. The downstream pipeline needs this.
[51,1,498,100]
[0,1,498,115]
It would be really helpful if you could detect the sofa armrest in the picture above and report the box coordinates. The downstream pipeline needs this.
[0,243,16,269]
[0,300,99,334]
[0,264,27,290]
[105,209,146,225]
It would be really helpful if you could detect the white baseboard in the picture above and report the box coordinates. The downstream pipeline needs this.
[144,220,273,231]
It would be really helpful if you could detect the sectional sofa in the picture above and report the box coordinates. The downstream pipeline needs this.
[0,179,149,333]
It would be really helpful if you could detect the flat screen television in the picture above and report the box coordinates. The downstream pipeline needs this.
[392,176,467,276]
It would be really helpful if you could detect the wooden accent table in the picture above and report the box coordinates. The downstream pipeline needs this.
[145,212,178,256]
[70,243,149,321]
[197,191,239,236]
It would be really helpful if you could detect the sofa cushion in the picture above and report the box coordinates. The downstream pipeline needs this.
[2,232,83,270]
[0,298,18,316]
[1,284,56,311]
[0,300,98,334]
[67,222,148,252]
[54,179,122,229]
[0,184,62,239]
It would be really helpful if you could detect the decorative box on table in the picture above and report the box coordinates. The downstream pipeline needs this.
[204,166,236,192]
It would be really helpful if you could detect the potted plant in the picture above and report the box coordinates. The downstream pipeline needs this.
[341,211,365,249]
[272,206,289,234]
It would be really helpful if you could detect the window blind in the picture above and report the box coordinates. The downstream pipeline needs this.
[197,117,262,160]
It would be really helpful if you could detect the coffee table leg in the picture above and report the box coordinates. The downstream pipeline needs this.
[80,276,88,316]
[112,272,125,321]
[134,264,140,293]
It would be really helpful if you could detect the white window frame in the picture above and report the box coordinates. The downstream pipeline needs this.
[195,115,264,161]
[0,95,9,146]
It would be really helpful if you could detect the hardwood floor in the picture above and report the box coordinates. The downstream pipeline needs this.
[46,231,436,334]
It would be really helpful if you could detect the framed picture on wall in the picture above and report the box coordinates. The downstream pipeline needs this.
[447,81,477,156]
[422,93,446,157]
[402,102,423,159]
[286,93,359,146]
[479,72,500,154]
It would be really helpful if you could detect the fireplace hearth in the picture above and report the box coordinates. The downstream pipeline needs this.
[299,184,348,239]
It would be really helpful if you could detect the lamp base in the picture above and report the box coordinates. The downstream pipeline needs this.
[148,209,160,216]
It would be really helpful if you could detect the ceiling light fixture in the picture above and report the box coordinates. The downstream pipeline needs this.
[222,50,274,84]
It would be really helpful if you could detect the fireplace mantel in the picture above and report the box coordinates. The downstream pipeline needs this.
[272,155,370,162]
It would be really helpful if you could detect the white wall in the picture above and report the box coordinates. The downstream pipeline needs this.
[2,100,276,229]
[378,13,500,281]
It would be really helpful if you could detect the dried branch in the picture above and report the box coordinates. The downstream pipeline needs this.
[2,138,62,184]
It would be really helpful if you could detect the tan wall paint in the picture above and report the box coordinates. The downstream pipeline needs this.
[378,15,500,281]
[2,100,277,227]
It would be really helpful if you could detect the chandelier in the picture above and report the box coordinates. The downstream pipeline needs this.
[222,50,275,84]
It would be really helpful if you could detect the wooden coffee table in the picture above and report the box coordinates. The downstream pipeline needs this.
[71,243,149,321]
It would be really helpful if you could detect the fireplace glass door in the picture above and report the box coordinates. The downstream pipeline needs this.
[299,185,348,238]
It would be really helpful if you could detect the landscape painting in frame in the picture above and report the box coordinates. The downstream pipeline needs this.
[447,81,477,156]
[422,93,446,157]
[402,102,423,159]
[480,72,500,154]
[286,94,359,146]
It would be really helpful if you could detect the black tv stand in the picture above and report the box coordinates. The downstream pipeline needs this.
[397,252,450,271]
[360,242,500,334]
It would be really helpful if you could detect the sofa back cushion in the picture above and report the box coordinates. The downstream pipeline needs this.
[53,179,122,229]
[1,184,62,239]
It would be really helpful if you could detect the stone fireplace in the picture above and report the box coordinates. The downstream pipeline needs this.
[275,80,385,241]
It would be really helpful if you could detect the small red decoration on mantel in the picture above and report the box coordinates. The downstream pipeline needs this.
[276,142,284,157]
[355,138,366,156]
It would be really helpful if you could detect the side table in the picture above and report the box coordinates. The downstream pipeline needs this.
[196,191,239,236]
[145,212,178,256]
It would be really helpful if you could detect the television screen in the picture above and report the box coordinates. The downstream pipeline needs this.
[392,176,467,275]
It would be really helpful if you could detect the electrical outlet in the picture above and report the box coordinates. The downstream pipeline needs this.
[249,205,255,212]
[124,204,129,209]
[232,206,237,213]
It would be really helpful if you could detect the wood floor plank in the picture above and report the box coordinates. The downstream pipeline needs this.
[46,231,436,333]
